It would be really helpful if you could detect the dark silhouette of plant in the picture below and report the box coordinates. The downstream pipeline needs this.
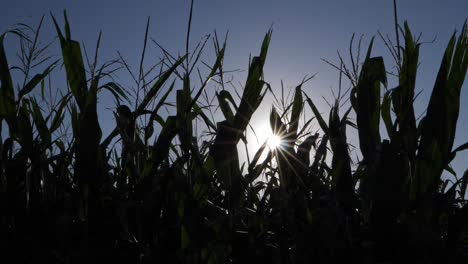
[0,5,467,264]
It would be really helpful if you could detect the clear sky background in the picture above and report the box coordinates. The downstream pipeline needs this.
[1,0,468,176]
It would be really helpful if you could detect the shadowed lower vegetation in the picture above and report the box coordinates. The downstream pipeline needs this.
[1,10,468,264]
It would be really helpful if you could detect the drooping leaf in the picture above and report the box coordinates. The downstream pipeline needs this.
[18,60,58,101]
[305,94,328,134]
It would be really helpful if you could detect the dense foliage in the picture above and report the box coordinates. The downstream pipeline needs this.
[1,11,468,264]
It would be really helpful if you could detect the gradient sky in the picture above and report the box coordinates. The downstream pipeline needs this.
[1,0,468,176]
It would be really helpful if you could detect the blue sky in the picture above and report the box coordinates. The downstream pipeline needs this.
[1,0,468,176]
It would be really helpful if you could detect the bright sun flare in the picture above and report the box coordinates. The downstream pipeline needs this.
[267,134,281,149]
[254,122,282,150]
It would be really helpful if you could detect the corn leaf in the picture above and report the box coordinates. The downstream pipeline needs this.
[135,55,186,116]
[18,60,58,101]
[289,85,303,140]
[51,12,87,110]
[414,22,468,198]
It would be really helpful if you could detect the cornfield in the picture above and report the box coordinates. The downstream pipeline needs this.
[1,6,468,264]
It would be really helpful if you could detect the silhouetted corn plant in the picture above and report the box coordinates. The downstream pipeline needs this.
[1,6,468,264]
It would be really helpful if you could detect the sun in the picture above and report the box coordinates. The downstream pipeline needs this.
[267,134,282,149]
[251,121,283,151]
